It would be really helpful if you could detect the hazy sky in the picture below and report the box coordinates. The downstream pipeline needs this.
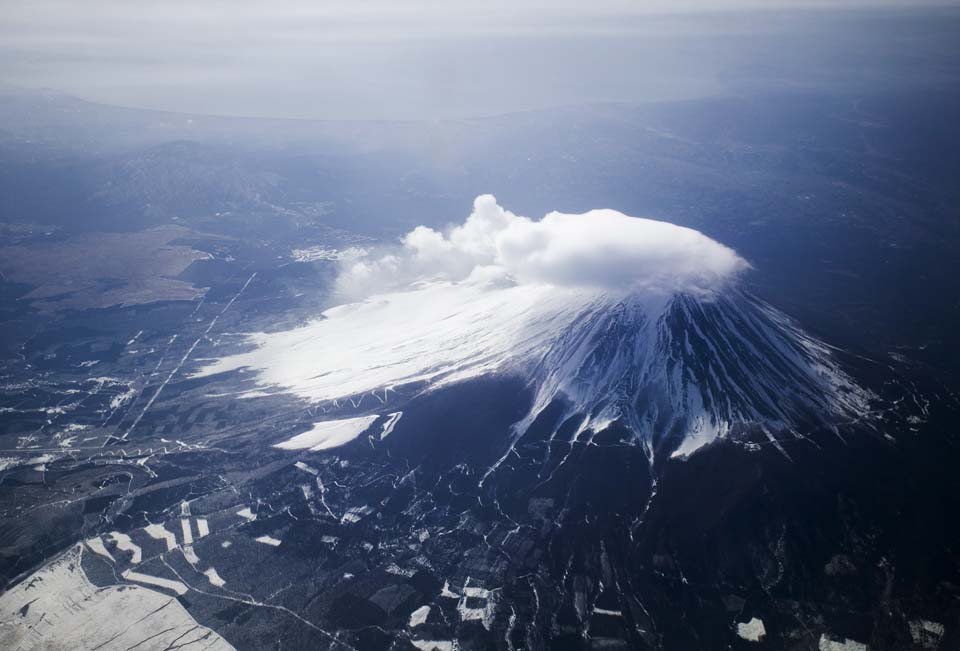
[1,0,956,119]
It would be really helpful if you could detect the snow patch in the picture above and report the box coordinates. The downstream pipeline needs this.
[909,620,945,648]
[236,507,257,521]
[108,532,141,564]
[409,605,431,627]
[144,523,178,551]
[457,583,495,629]
[204,567,226,587]
[819,634,868,651]
[86,537,114,563]
[593,608,622,617]
[295,461,319,475]
[386,564,416,578]
[736,617,767,642]
[440,581,459,598]
[381,411,403,439]
[341,505,375,524]
[275,416,378,452]
[292,246,366,262]
[109,386,137,410]
[122,569,188,596]
[182,546,200,565]
[255,535,281,547]
[411,641,459,651]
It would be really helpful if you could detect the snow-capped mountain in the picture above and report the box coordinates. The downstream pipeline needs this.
[200,282,871,465]
[199,197,873,464]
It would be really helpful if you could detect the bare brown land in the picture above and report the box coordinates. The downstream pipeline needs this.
[0,225,209,312]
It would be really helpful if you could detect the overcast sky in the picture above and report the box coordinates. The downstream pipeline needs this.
[1,0,955,120]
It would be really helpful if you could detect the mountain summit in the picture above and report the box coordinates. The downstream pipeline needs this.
[498,289,870,468]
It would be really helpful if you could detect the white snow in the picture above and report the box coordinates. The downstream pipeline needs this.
[341,505,375,524]
[386,564,416,577]
[294,460,319,475]
[670,418,726,459]
[411,641,459,651]
[255,535,282,546]
[86,537,114,563]
[819,635,868,651]
[204,567,226,587]
[108,531,142,564]
[237,507,257,521]
[292,246,366,262]
[917,620,944,636]
[440,581,459,598]
[380,411,403,439]
[593,608,622,617]
[180,518,194,545]
[274,416,378,452]
[196,518,210,538]
[0,546,234,651]
[199,280,600,403]
[909,619,945,648]
[457,583,495,629]
[736,617,767,642]
[182,545,200,565]
[109,386,137,410]
[122,569,188,596]
[409,605,431,627]
[144,522,178,551]
[28,454,55,467]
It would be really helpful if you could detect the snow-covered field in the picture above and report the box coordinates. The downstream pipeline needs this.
[0,545,235,650]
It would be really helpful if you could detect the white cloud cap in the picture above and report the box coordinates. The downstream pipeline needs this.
[337,194,749,298]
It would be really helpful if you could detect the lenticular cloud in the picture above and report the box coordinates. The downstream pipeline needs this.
[335,194,749,299]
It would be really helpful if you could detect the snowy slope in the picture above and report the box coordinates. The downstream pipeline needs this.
[514,290,870,461]
[199,281,869,461]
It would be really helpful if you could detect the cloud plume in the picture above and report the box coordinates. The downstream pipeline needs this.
[337,195,749,299]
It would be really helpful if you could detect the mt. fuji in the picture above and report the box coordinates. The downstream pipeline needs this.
[199,197,872,465]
